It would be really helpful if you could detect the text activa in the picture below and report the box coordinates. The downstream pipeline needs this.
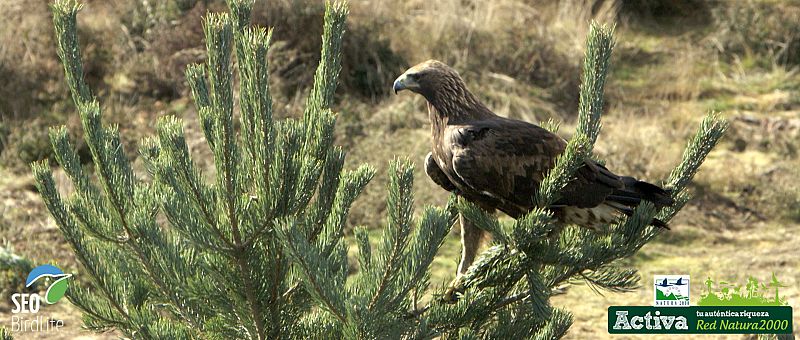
[613,310,689,330]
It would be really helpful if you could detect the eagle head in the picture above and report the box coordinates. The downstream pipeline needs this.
[393,60,488,120]
[393,60,462,97]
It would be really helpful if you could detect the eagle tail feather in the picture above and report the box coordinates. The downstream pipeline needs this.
[605,194,641,207]
[650,217,670,229]
[604,201,633,215]
[614,176,674,208]
[604,199,671,230]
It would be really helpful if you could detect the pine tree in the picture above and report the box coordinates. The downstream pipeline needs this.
[33,0,725,338]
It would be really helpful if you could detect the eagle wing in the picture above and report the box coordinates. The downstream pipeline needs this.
[425,152,457,192]
[446,117,624,213]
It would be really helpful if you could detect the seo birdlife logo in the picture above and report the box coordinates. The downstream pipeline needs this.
[9,264,71,334]
[11,264,72,313]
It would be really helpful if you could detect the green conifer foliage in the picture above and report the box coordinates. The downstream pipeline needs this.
[34,1,725,338]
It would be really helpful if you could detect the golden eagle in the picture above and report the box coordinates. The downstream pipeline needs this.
[393,60,673,279]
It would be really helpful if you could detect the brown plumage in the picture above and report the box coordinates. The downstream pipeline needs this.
[393,60,673,280]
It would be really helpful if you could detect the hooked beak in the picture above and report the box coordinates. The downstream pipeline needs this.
[393,72,418,94]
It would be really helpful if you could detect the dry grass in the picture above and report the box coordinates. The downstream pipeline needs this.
[348,0,619,109]
[1,0,799,337]
[710,0,800,67]
[0,0,64,120]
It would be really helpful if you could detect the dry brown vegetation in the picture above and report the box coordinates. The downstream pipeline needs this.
[0,0,798,338]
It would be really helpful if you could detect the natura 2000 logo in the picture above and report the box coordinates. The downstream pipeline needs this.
[654,275,690,307]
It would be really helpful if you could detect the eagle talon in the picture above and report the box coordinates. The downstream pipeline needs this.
[442,275,465,303]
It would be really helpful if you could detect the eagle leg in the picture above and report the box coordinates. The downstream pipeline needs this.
[457,213,484,275]
[444,205,493,302]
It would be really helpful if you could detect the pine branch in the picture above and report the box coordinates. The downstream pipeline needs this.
[354,226,372,274]
[541,117,561,134]
[368,159,415,310]
[576,22,615,146]
[52,0,91,106]
[155,116,233,250]
[532,308,573,340]
[666,112,728,193]
[535,22,614,207]
[205,12,268,338]
[31,161,139,333]
[534,135,591,207]
[457,199,510,244]
[578,265,640,294]
[278,219,349,323]
[185,65,216,148]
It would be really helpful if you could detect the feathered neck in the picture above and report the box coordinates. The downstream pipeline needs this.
[423,76,495,124]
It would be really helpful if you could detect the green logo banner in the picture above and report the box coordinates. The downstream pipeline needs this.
[699,274,788,307]
[608,306,793,334]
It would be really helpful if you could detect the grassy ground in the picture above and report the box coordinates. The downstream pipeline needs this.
[1,0,799,338]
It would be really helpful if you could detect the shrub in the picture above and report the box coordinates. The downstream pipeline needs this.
[711,1,800,67]
[35,0,725,338]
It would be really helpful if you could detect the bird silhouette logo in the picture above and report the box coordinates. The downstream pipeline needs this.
[26,264,72,304]
[655,278,671,287]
